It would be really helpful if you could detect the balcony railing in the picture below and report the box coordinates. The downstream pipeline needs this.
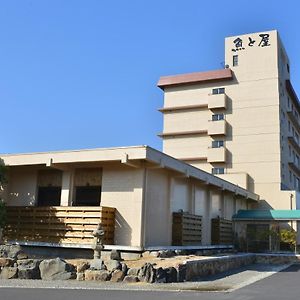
[208,120,227,136]
[208,93,227,110]
[207,147,227,163]
[3,206,116,247]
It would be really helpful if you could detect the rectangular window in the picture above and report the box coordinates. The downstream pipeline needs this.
[212,114,224,121]
[212,88,225,95]
[212,168,225,175]
[233,55,238,66]
[212,140,224,148]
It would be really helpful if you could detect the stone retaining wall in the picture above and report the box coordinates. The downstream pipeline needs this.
[1,245,300,283]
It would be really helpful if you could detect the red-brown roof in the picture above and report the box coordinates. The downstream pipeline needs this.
[157,68,233,89]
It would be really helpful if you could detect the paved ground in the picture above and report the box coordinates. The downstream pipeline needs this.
[0,263,299,300]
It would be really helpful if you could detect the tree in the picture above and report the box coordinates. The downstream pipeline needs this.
[0,158,7,229]
[0,158,7,186]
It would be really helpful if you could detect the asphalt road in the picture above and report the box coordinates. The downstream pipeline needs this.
[0,264,299,300]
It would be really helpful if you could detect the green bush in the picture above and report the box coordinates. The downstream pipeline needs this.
[0,200,6,229]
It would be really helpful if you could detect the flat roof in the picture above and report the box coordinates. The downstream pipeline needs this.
[157,69,233,90]
[1,145,258,201]
[233,210,300,221]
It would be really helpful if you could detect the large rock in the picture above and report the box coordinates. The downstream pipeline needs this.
[90,259,105,270]
[105,259,121,272]
[110,250,122,261]
[158,250,175,258]
[155,267,167,283]
[127,268,139,276]
[0,245,27,260]
[17,259,41,279]
[123,275,139,283]
[39,258,75,280]
[120,262,128,275]
[165,267,177,283]
[84,270,111,281]
[0,267,18,279]
[77,261,90,273]
[0,258,14,267]
[110,269,125,282]
[138,263,156,283]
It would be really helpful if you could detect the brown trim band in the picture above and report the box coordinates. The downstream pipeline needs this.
[179,157,208,162]
[158,130,208,138]
[158,104,208,113]
[158,69,233,90]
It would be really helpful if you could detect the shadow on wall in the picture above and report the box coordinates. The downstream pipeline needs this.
[4,206,73,245]
[114,210,132,246]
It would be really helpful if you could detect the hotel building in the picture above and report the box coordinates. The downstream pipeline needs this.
[158,30,300,211]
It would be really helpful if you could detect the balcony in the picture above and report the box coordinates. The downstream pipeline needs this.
[207,147,226,163]
[208,93,227,110]
[208,120,227,136]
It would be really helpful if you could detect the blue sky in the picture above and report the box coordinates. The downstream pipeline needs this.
[1,0,299,154]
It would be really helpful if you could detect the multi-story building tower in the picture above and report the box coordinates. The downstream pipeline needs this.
[158,30,300,210]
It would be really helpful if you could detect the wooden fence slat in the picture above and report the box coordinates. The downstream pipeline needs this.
[172,212,202,246]
[3,206,116,246]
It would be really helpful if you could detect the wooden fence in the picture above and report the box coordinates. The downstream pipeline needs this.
[211,218,233,245]
[172,212,202,246]
[3,206,116,246]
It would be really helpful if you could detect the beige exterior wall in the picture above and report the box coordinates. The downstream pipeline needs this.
[160,30,299,211]
[6,167,38,206]
[101,167,144,247]
[144,169,171,246]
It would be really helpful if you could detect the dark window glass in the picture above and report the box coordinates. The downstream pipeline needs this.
[212,114,224,121]
[212,140,224,148]
[233,55,238,66]
[212,168,225,175]
[37,187,61,206]
[74,186,101,206]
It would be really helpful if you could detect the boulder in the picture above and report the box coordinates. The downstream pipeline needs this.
[0,258,14,267]
[84,270,111,281]
[39,258,75,280]
[123,275,139,283]
[110,250,122,261]
[90,259,105,270]
[110,269,125,282]
[127,268,139,276]
[17,259,41,279]
[76,272,85,281]
[155,267,167,283]
[0,267,18,279]
[76,261,90,273]
[105,259,121,272]
[138,263,156,283]
[0,245,26,260]
[120,262,128,275]
[158,250,175,258]
[165,267,177,283]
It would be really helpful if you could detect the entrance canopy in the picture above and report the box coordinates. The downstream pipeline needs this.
[233,210,300,221]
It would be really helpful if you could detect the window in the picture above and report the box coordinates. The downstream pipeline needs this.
[212,168,225,175]
[212,88,225,95]
[288,97,290,108]
[287,64,290,74]
[288,121,291,132]
[212,114,224,121]
[233,55,238,66]
[289,145,292,157]
[290,171,292,183]
[212,140,224,148]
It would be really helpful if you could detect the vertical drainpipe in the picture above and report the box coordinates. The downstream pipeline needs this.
[140,167,148,250]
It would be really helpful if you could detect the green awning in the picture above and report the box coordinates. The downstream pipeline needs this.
[233,210,300,221]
